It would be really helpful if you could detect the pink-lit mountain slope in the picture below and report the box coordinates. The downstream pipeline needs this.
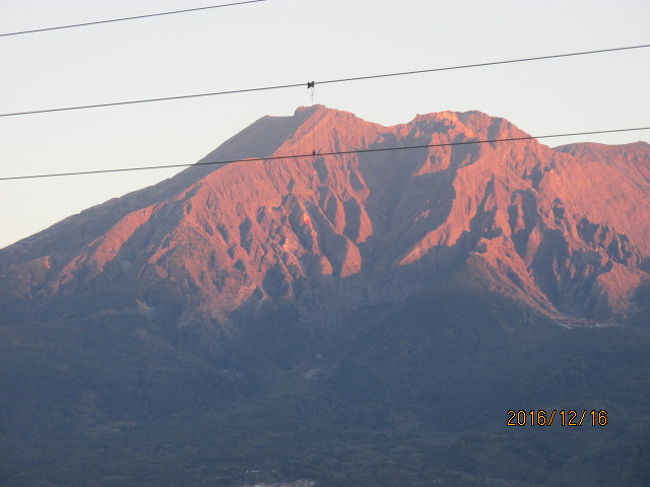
[1,106,648,323]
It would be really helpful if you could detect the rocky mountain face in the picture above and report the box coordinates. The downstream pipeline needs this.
[1,106,648,325]
[2,106,650,487]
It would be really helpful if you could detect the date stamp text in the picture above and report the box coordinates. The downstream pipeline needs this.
[506,409,608,427]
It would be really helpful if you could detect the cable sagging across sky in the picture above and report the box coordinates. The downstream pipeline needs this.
[1,126,648,181]
[0,1,268,38]
[0,43,648,119]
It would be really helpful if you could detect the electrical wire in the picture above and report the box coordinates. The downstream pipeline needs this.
[1,43,648,119]
[1,126,647,181]
[0,0,267,38]
[317,44,650,86]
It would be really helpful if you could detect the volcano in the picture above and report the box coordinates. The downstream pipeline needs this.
[1,106,649,487]
[1,106,648,323]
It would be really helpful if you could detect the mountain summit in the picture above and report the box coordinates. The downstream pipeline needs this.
[2,105,647,324]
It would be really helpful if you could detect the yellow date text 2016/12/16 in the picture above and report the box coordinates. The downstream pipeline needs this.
[506,410,608,427]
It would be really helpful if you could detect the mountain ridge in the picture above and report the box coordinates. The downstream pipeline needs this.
[1,105,648,323]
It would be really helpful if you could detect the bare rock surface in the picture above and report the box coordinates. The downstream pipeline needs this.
[1,106,648,322]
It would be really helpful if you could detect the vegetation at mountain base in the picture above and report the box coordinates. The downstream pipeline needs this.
[2,267,649,487]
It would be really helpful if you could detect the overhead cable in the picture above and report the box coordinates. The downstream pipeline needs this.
[1,126,648,181]
[1,43,648,119]
[0,0,267,38]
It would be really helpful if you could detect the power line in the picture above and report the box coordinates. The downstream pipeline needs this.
[0,80,305,119]
[1,126,647,181]
[0,0,267,38]
[1,43,648,119]
[317,43,650,86]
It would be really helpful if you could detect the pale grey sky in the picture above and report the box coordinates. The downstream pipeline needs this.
[1,0,649,248]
